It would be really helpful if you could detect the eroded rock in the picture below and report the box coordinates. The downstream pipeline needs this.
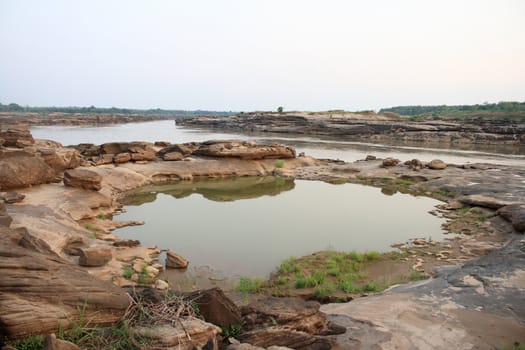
[166,250,189,269]
[63,168,102,191]
[381,157,400,167]
[0,151,57,189]
[194,141,296,160]
[78,247,112,267]
[186,287,242,328]
[428,159,447,170]
[498,204,525,233]
[0,226,129,338]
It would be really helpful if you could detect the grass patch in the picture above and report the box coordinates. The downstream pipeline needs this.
[235,276,265,295]
[221,323,243,338]
[432,188,456,198]
[5,335,45,350]
[409,271,427,281]
[278,256,300,274]
[274,159,285,168]
[123,266,135,279]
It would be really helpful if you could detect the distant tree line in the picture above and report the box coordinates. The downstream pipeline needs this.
[379,101,525,116]
[0,102,235,116]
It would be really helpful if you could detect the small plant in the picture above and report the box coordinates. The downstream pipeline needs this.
[235,276,265,294]
[363,282,383,293]
[58,302,98,345]
[6,335,45,350]
[123,266,135,279]
[314,282,336,298]
[84,223,95,231]
[278,256,299,274]
[274,159,285,168]
[221,323,243,338]
[327,267,340,277]
[409,271,427,281]
[87,232,97,239]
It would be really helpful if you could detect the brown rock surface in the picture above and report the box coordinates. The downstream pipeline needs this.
[428,159,447,170]
[113,152,131,164]
[78,247,112,267]
[43,334,80,350]
[162,151,184,161]
[63,168,102,191]
[0,151,57,189]
[0,126,35,147]
[381,157,400,167]
[186,287,242,328]
[0,226,129,338]
[166,250,189,269]
[194,141,296,160]
[133,319,221,350]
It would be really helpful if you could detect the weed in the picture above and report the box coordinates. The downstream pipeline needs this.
[84,223,95,231]
[58,302,98,345]
[96,213,107,220]
[363,282,383,293]
[409,271,427,281]
[6,335,45,350]
[87,232,97,239]
[314,283,336,298]
[274,159,285,168]
[432,189,456,198]
[364,251,381,261]
[235,276,265,294]
[278,256,299,274]
[396,179,414,186]
[123,266,135,279]
[221,323,243,338]
[327,267,340,277]
[295,275,318,289]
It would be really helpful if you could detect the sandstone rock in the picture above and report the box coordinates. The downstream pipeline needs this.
[365,155,377,161]
[63,168,102,191]
[133,319,221,350]
[0,200,12,227]
[157,144,195,157]
[0,126,35,148]
[154,279,169,290]
[113,152,131,164]
[0,191,25,203]
[166,250,189,269]
[405,158,424,170]
[497,204,525,233]
[238,328,332,350]
[459,194,516,210]
[195,141,296,160]
[0,151,57,189]
[0,226,129,338]
[131,150,157,161]
[78,247,112,267]
[113,239,141,247]
[428,159,447,170]
[381,157,400,167]
[186,287,242,328]
[91,154,114,165]
[43,333,80,350]
[240,297,335,336]
[162,151,184,161]
[39,147,83,173]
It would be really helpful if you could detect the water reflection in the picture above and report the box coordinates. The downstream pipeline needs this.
[115,178,446,278]
[122,177,295,205]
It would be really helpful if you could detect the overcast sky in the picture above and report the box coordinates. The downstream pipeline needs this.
[0,0,524,111]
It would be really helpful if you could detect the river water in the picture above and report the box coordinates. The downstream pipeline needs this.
[28,120,523,280]
[31,120,525,165]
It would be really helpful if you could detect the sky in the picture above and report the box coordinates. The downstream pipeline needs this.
[0,0,524,111]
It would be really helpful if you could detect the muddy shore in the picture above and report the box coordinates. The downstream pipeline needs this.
[0,127,524,349]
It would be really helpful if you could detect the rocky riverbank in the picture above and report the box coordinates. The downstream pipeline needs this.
[0,112,177,126]
[177,111,525,146]
[1,126,524,349]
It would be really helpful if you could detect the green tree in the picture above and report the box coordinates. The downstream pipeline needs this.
[277,106,284,113]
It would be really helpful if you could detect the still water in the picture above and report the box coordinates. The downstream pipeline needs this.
[115,177,445,278]
[31,120,525,165]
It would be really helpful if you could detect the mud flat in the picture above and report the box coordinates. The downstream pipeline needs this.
[0,126,524,349]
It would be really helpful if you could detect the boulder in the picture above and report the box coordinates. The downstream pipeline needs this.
[0,151,57,189]
[405,158,424,171]
[459,194,516,210]
[0,226,129,338]
[78,247,112,267]
[113,152,131,164]
[130,150,157,161]
[238,328,332,350]
[381,157,400,167]
[194,141,296,160]
[39,147,83,173]
[162,151,184,161]
[365,155,377,161]
[186,287,242,328]
[428,159,447,170]
[0,191,25,203]
[166,250,189,269]
[0,126,35,148]
[157,144,195,158]
[133,319,221,350]
[497,204,525,233]
[63,168,102,191]
[0,200,12,227]
[91,154,114,165]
